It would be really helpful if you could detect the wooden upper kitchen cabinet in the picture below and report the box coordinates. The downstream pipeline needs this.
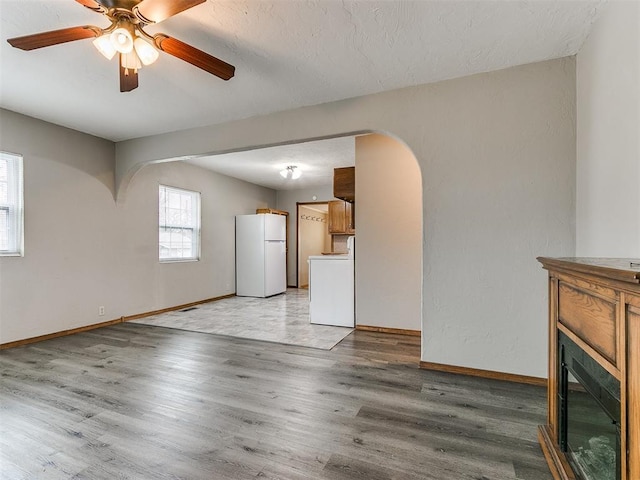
[328,200,355,234]
[333,167,355,203]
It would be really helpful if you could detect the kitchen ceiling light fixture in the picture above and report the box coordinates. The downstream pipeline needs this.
[280,165,302,180]
[6,0,235,93]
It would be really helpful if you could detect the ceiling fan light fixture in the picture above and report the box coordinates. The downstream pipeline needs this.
[280,165,302,179]
[110,26,134,54]
[121,50,141,71]
[93,34,117,60]
[6,0,236,93]
[134,37,159,66]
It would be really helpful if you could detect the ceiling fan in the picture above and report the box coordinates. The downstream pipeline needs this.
[7,0,235,92]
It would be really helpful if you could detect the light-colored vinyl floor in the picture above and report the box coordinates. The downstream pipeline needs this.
[129,288,354,350]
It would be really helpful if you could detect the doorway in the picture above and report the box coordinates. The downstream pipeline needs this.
[296,202,331,288]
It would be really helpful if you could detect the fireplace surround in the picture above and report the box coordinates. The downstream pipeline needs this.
[537,258,640,480]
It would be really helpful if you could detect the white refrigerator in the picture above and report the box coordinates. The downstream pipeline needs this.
[236,214,287,297]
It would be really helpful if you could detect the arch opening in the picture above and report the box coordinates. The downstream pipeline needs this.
[121,131,424,339]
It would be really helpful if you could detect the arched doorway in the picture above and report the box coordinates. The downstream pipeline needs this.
[119,131,423,340]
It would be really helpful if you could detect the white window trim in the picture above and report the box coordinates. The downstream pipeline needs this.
[0,152,24,257]
[158,184,201,263]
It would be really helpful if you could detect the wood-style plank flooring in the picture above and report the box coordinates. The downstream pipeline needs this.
[0,325,552,479]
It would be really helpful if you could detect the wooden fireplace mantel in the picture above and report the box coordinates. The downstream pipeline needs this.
[537,257,640,480]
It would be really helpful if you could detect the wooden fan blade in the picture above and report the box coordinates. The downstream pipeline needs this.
[154,34,234,80]
[120,58,139,93]
[135,0,205,24]
[7,26,101,51]
[75,0,106,13]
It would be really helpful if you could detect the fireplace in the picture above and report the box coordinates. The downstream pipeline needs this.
[537,257,640,480]
[558,331,621,480]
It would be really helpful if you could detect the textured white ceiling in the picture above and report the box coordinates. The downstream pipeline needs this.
[186,135,355,190]
[0,0,605,142]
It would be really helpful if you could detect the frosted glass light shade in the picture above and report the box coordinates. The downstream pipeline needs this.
[110,27,134,53]
[93,34,117,60]
[121,51,141,70]
[280,165,302,179]
[134,38,159,66]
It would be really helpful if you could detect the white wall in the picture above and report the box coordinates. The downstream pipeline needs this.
[276,185,334,286]
[0,109,276,343]
[355,134,422,331]
[576,1,640,257]
[117,58,577,378]
[0,110,116,342]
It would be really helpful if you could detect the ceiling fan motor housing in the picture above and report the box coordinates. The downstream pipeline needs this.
[99,1,144,10]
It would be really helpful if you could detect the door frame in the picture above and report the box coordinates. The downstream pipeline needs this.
[295,201,330,288]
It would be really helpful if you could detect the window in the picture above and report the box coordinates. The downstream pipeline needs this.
[159,185,200,261]
[0,152,24,256]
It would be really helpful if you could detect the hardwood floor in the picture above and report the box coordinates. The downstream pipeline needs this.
[0,325,552,480]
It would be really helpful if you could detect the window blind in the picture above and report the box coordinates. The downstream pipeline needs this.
[159,184,200,261]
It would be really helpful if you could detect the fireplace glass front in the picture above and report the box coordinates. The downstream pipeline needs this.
[567,385,619,480]
[558,332,621,480]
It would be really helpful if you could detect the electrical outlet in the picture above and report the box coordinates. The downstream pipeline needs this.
[99,306,105,316]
